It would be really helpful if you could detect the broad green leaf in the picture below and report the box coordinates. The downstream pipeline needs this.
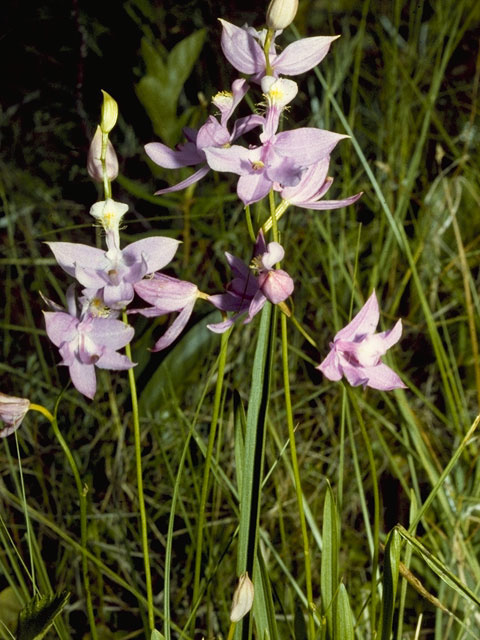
[320,483,339,639]
[16,591,70,640]
[335,584,354,640]
[167,29,206,95]
[0,586,22,633]
[151,630,166,640]
[379,528,401,640]
[140,38,167,81]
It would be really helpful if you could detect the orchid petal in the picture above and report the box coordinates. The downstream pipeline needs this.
[273,35,339,75]
[96,351,136,370]
[47,242,106,278]
[69,360,96,400]
[145,141,204,168]
[154,165,211,195]
[334,291,379,342]
[274,128,348,165]
[122,237,180,273]
[43,312,78,347]
[150,298,197,352]
[237,172,272,206]
[89,318,135,350]
[317,348,342,381]
[219,20,265,75]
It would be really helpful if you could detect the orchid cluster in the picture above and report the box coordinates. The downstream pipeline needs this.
[1,0,406,437]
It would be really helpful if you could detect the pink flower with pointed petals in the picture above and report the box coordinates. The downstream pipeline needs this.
[47,235,180,310]
[278,157,363,210]
[0,393,31,438]
[43,287,135,399]
[219,20,339,83]
[208,232,294,333]
[130,274,200,351]
[317,291,407,391]
[145,79,263,195]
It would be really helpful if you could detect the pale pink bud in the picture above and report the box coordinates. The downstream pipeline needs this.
[266,0,299,30]
[258,269,294,304]
[0,393,30,437]
[230,572,254,622]
[87,126,119,183]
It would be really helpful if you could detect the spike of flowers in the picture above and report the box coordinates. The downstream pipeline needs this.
[317,291,407,391]
[208,232,293,333]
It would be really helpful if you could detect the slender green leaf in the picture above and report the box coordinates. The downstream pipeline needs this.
[320,483,339,639]
[335,584,354,640]
[379,528,401,640]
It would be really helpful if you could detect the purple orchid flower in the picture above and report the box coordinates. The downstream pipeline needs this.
[317,291,407,391]
[208,232,293,333]
[43,287,135,399]
[278,156,363,209]
[219,20,339,83]
[203,76,347,206]
[47,202,180,310]
[145,79,263,195]
[0,393,30,438]
[204,123,347,206]
[130,274,201,351]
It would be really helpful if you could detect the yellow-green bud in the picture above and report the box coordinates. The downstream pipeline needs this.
[266,0,299,29]
[230,572,254,622]
[100,90,118,134]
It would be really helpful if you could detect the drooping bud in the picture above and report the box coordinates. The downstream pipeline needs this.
[266,0,299,30]
[0,393,31,438]
[230,572,254,622]
[100,90,118,134]
[87,126,119,183]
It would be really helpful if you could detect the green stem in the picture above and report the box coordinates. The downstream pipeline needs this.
[49,403,97,640]
[349,390,379,634]
[100,132,112,199]
[122,311,154,631]
[227,621,236,640]
[281,312,315,639]
[192,328,231,618]
[245,205,256,243]
[263,29,275,76]
[268,190,278,242]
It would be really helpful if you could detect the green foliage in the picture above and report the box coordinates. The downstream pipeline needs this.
[16,592,69,640]
[136,29,206,146]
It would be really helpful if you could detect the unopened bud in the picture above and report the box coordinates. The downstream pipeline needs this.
[230,572,254,622]
[87,126,119,182]
[100,90,118,134]
[266,0,299,30]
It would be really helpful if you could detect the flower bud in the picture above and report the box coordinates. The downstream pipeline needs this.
[230,572,254,622]
[87,126,119,183]
[266,0,299,30]
[259,269,294,304]
[100,90,118,134]
[0,393,30,438]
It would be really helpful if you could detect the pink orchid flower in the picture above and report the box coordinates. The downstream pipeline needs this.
[318,291,407,391]
[219,20,339,83]
[43,287,135,399]
[208,232,294,333]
